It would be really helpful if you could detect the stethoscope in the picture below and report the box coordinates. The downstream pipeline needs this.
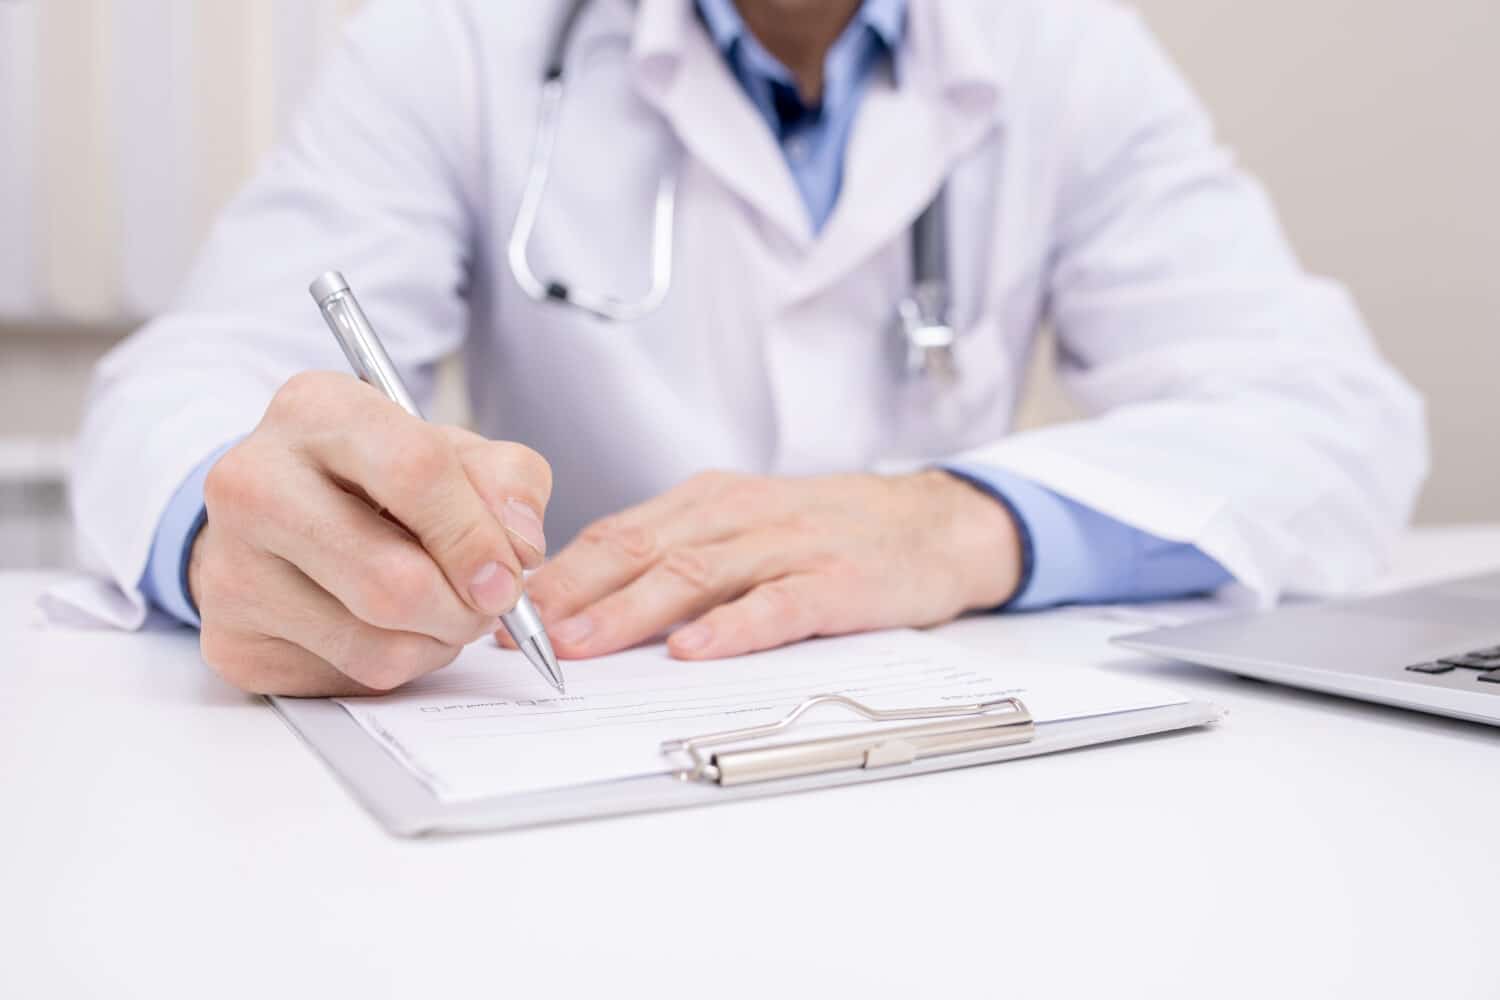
[507,0,961,393]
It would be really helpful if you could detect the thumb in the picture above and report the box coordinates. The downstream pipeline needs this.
[441,427,553,570]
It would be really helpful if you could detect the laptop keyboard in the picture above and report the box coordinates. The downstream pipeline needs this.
[1407,646,1500,683]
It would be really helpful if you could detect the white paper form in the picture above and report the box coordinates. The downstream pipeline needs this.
[335,630,1188,803]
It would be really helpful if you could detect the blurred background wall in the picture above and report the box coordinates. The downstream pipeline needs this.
[1,0,1496,568]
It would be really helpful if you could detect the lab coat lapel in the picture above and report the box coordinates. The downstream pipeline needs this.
[631,0,813,246]
[786,0,1006,307]
[786,81,996,307]
[764,83,1001,475]
[761,1,1010,475]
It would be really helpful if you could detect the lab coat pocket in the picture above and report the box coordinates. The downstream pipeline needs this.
[953,317,1019,431]
[888,314,1018,462]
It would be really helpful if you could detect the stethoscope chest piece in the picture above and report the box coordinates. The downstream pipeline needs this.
[897,286,958,389]
[890,189,968,460]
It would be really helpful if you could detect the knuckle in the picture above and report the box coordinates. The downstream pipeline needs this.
[821,555,869,595]
[501,443,553,505]
[318,617,375,678]
[372,571,430,631]
[198,624,234,670]
[529,566,580,613]
[754,579,810,628]
[343,646,403,691]
[807,559,865,626]
[811,549,859,579]
[347,634,449,691]
[694,470,771,514]
[269,371,335,422]
[202,446,258,519]
[430,511,492,566]
[724,476,768,505]
[342,644,406,691]
[192,545,232,610]
[199,627,263,693]
[658,547,717,595]
[687,469,739,497]
[776,509,820,541]
[415,636,463,675]
[581,515,656,562]
[381,429,454,489]
[352,550,433,628]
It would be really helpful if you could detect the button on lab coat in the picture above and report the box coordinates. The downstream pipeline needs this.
[70,0,1427,628]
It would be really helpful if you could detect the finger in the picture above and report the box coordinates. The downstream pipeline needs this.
[667,575,832,660]
[199,631,379,698]
[209,444,492,646]
[195,533,373,696]
[541,535,789,659]
[199,530,468,695]
[253,553,464,690]
[526,471,780,624]
[441,427,553,571]
[286,380,528,617]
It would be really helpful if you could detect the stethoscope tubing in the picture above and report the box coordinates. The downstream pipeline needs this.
[508,0,959,399]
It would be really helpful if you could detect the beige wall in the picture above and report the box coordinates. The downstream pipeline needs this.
[1019,0,1500,523]
[1158,0,1500,524]
[4,0,1497,521]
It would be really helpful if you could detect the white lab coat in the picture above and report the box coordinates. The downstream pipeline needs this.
[70,0,1427,629]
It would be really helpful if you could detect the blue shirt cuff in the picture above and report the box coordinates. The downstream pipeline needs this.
[942,463,1232,611]
[138,442,237,627]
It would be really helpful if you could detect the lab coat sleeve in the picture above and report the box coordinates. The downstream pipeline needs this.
[69,0,482,628]
[952,5,1428,603]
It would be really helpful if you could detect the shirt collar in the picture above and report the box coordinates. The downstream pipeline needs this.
[858,0,906,52]
[695,0,907,91]
[697,0,906,50]
[634,0,1005,116]
[695,0,745,52]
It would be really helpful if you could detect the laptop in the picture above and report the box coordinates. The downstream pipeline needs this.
[1113,571,1500,726]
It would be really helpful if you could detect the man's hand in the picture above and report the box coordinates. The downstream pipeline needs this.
[519,470,1022,661]
[190,371,552,697]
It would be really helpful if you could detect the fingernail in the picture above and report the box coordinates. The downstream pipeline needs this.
[500,499,547,556]
[553,614,594,646]
[672,623,712,653]
[470,561,519,615]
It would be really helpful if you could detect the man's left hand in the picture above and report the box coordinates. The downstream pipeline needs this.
[513,470,1024,661]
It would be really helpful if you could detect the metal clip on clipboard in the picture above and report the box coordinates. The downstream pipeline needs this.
[662,694,1035,787]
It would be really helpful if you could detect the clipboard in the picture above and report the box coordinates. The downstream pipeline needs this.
[270,691,1223,836]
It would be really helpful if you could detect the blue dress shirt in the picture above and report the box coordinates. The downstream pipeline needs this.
[139,441,235,626]
[138,0,1229,625]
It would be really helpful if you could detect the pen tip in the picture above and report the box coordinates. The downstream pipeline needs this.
[519,633,567,696]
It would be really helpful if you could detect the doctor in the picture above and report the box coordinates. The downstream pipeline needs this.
[74,0,1426,697]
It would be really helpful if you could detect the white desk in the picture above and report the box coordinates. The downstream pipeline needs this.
[4,527,1498,1000]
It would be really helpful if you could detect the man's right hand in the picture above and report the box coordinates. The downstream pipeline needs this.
[190,371,552,697]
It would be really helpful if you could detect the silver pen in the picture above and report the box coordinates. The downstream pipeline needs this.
[309,271,565,694]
